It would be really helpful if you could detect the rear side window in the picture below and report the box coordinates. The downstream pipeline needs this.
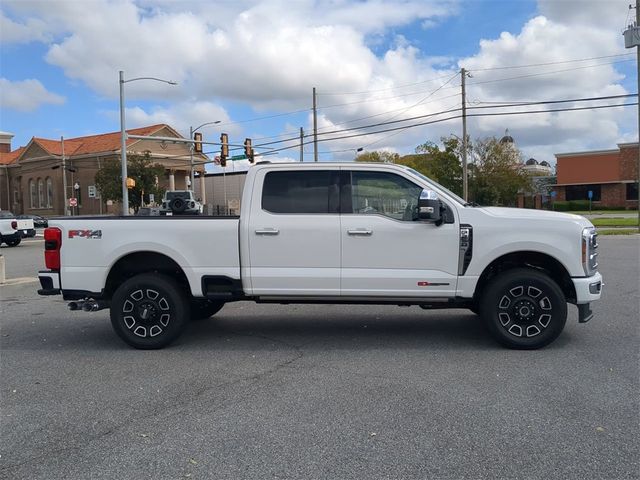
[262,171,338,214]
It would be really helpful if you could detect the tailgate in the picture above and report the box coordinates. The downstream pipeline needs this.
[16,219,34,230]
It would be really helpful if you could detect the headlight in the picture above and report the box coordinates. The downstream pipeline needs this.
[582,227,598,276]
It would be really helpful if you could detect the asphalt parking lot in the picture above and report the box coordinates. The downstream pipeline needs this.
[0,236,638,479]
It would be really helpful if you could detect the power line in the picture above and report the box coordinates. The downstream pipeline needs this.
[467,52,634,72]
[468,93,637,109]
[255,93,637,150]
[260,101,638,155]
[467,59,635,87]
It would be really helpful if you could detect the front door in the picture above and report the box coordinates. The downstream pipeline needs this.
[341,169,459,297]
[247,168,341,296]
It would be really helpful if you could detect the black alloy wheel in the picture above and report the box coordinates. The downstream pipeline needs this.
[110,274,189,349]
[480,268,567,349]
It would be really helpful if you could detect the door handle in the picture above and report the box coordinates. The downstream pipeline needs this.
[347,229,373,236]
[255,228,280,235]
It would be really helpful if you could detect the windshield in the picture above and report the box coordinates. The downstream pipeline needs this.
[0,211,15,218]
[165,191,190,200]
[403,167,466,205]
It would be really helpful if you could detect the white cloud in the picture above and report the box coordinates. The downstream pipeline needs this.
[456,7,634,164]
[1,0,633,164]
[0,78,65,112]
[121,101,239,138]
[0,11,51,43]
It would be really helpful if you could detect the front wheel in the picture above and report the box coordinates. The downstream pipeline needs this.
[110,274,189,349]
[480,268,567,349]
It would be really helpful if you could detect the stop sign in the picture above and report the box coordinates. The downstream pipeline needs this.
[69,197,78,207]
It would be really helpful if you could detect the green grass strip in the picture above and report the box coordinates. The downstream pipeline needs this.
[591,218,639,227]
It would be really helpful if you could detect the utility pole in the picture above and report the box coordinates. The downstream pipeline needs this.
[189,125,195,191]
[61,136,68,216]
[313,87,318,162]
[461,68,469,202]
[300,127,304,162]
[637,0,639,232]
[625,1,640,231]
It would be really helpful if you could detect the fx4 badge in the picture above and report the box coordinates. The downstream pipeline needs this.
[68,229,102,239]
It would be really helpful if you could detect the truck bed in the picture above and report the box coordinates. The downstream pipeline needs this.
[50,216,241,297]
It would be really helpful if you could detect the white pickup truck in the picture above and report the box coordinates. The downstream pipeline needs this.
[37,162,602,350]
[0,211,35,247]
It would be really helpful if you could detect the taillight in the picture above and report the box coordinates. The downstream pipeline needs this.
[44,227,62,270]
[11,220,17,230]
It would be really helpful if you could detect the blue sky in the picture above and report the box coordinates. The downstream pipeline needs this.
[0,0,636,171]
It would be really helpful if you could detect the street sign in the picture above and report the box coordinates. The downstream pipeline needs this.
[88,185,97,198]
[230,154,247,161]
[69,197,78,207]
[587,190,593,199]
[149,193,155,204]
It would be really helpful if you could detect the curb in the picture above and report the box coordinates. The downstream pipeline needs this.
[0,277,39,287]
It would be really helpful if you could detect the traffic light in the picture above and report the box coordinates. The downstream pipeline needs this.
[220,133,228,167]
[244,138,254,163]
[193,132,203,153]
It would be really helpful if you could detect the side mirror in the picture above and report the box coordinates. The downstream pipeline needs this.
[418,189,442,224]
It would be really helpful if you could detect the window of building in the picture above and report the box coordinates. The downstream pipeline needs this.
[350,171,423,221]
[262,171,337,214]
[627,183,639,201]
[565,184,601,201]
[38,178,45,208]
[46,177,53,208]
[29,179,37,208]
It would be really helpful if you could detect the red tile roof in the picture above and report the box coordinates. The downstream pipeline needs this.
[30,124,170,157]
[0,146,25,165]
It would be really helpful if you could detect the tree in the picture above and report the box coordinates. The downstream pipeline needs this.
[355,150,400,163]
[409,136,463,196]
[469,137,532,206]
[94,152,166,212]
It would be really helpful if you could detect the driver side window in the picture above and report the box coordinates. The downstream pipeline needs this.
[350,171,423,221]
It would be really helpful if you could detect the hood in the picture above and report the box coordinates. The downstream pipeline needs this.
[466,206,593,229]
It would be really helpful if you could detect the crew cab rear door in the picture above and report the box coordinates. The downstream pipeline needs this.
[246,168,341,295]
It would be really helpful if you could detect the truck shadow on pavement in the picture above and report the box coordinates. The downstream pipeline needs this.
[3,306,573,352]
[182,311,501,352]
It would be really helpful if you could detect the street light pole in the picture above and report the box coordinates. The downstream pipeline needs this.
[61,136,68,215]
[119,71,128,216]
[190,120,221,190]
[119,70,177,216]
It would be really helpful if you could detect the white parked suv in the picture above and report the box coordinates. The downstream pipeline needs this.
[159,190,203,215]
[37,162,602,350]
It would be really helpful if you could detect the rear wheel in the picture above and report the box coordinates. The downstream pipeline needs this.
[480,268,567,349]
[110,274,189,349]
[190,299,225,320]
[5,237,21,247]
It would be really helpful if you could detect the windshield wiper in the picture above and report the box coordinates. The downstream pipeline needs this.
[464,201,480,207]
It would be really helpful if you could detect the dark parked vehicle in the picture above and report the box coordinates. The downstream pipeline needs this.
[17,214,48,228]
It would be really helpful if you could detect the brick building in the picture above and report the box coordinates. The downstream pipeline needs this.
[553,143,639,209]
[0,124,207,215]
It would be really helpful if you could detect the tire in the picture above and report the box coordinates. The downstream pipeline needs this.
[190,299,225,320]
[480,268,567,350]
[5,237,21,247]
[110,274,190,349]
[169,198,187,213]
